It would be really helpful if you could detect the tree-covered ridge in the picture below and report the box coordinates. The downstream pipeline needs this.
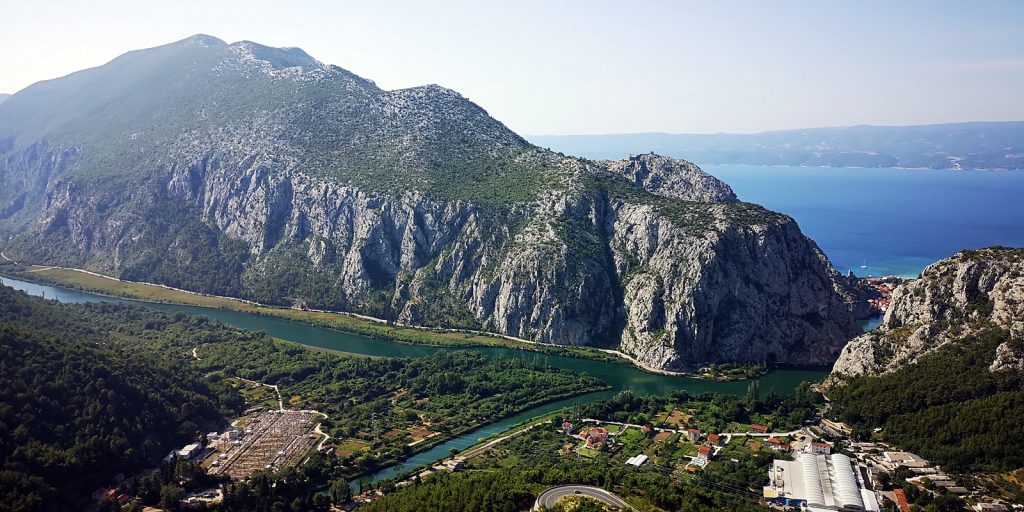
[0,285,241,512]
[0,284,607,509]
[0,34,559,206]
[827,246,1024,473]
[830,327,1024,472]
[0,33,756,210]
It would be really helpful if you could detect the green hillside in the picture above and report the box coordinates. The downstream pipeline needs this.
[0,286,240,511]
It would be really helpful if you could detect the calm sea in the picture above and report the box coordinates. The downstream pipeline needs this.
[703,165,1024,278]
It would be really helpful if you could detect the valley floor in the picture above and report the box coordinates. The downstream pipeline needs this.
[0,263,630,363]
[0,262,766,380]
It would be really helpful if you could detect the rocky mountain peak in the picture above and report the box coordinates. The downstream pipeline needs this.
[227,40,326,73]
[178,34,227,48]
[602,153,738,203]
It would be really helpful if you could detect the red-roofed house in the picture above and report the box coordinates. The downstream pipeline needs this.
[893,488,911,512]
[697,445,712,462]
[561,421,573,433]
[708,433,722,446]
[685,428,701,443]
[765,437,789,452]
[585,427,609,449]
[750,424,768,433]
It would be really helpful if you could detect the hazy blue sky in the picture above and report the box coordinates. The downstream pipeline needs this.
[2,0,1022,134]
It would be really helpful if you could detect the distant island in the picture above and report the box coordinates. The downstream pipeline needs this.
[530,121,1024,170]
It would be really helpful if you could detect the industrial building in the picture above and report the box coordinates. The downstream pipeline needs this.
[763,452,879,511]
[163,442,203,463]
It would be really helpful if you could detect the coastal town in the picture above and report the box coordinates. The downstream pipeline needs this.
[77,357,1021,512]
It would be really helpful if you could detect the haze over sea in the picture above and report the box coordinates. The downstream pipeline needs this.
[703,165,1024,278]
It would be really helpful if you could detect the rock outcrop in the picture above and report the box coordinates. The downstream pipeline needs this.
[832,247,1024,377]
[0,35,870,371]
[603,154,738,203]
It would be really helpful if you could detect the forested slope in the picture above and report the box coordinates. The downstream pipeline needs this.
[0,285,240,511]
[830,248,1024,471]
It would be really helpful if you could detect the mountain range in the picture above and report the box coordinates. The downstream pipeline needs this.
[0,35,871,371]
[530,122,1024,170]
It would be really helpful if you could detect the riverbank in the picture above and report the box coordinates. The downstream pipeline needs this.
[0,262,764,381]
[0,263,629,363]
[343,383,609,489]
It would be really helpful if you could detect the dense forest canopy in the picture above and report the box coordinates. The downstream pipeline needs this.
[0,285,241,511]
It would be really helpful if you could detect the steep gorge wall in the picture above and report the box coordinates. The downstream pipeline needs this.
[2,146,865,371]
[832,248,1024,377]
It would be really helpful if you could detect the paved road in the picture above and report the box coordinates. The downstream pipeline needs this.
[535,485,633,510]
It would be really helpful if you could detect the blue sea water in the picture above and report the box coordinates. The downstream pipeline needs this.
[703,165,1024,278]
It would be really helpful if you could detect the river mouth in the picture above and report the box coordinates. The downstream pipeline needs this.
[0,274,829,485]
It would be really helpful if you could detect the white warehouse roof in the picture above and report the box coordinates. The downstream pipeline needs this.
[769,453,865,511]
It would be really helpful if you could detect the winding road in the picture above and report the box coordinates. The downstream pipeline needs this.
[534,485,634,511]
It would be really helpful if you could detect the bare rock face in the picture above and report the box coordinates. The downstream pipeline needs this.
[603,154,738,203]
[0,35,869,371]
[832,247,1024,377]
[8,145,865,371]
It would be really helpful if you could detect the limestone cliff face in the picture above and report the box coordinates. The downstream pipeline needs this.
[832,248,1024,377]
[0,35,869,371]
[5,144,865,370]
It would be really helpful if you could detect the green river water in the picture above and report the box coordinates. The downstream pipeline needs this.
[0,275,830,486]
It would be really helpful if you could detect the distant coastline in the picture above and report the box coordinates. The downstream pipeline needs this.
[702,163,1018,172]
[529,121,1024,171]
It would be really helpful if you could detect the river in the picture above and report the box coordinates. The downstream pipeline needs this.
[0,275,828,486]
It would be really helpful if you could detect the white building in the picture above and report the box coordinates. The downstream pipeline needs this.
[763,452,878,511]
[809,441,833,455]
[882,451,928,469]
[162,442,203,463]
[625,454,648,467]
[178,442,202,459]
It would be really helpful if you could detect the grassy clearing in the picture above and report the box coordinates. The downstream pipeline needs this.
[32,267,242,307]
[336,438,371,458]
